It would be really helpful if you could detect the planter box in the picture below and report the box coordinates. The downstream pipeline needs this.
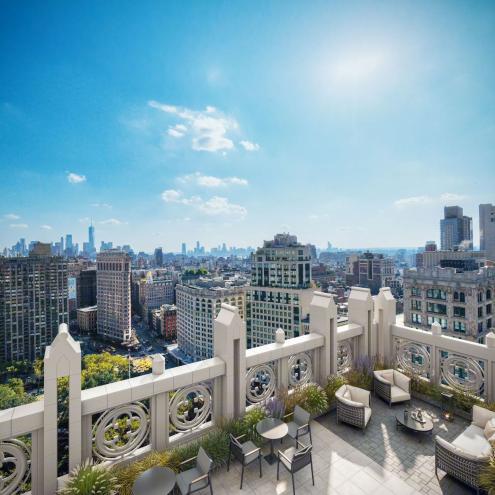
[411,391,472,421]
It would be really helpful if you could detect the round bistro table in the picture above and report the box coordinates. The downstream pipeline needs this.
[132,466,176,495]
[256,417,289,465]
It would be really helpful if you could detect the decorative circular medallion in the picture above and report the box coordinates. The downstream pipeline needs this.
[440,355,484,394]
[170,384,212,431]
[0,439,31,495]
[288,353,312,386]
[396,340,430,375]
[92,402,149,460]
[246,364,276,403]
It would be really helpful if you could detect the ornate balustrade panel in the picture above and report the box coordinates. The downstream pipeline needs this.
[169,381,213,435]
[91,402,150,461]
[0,437,31,495]
[288,352,313,387]
[246,363,276,404]
[394,337,431,378]
[439,351,486,397]
[337,340,353,375]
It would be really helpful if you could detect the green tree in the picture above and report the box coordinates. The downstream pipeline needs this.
[0,378,35,409]
[82,353,129,389]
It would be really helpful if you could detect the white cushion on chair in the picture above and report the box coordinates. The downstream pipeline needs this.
[452,424,492,458]
[485,418,495,440]
[472,405,495,429]
[380,370,394,384]
[390,385,411,403]
[393,371,410,392]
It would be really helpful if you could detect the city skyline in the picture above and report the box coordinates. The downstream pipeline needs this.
[1,1,495,251]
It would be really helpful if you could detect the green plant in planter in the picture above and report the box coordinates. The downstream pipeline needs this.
[480,454,495,494]
[284,383,328,416]
[59,460,118,495]
[324,375,347,407]
[451,387,484,413]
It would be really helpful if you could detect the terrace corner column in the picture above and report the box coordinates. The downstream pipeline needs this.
[309,291,338,381]
[214,303,246,419]
[43,323,82,494]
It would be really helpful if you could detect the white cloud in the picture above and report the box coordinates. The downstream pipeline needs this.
[179,172,248,188]
[3,213,20,220]
[439,193,467,202]
[91,202,112,208]
[239,140,260,151]
[394,193,468,208]
[149,100,242,153]
[198,196,247,218]
[167,124,187,138]
[40,224,53,230]
[99,218,126,225]
[10,223,28,229]
[67,172,86,184]
[161,189,246,219]
[162,189,184,203]
[394,195,433,207]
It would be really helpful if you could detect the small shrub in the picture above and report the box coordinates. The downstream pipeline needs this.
[452,388,483,413]
[59,460,118,495]
[242,406,267,444]
[480,454,495,494]
[324,374,347,406]
[285,383,328,416]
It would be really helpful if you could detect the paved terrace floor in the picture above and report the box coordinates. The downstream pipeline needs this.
[201,397,474,495]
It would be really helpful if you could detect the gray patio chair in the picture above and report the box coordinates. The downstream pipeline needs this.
[227,433,262,489]
[284,405,312,444]
[277,440,314,495]
[176,446,213,495]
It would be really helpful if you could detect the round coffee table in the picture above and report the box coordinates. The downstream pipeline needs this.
[256,417,288,464]
[132,466,176,495]
[396,411,433,441]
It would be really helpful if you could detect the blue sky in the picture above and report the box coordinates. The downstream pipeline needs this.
[1,0,494,252]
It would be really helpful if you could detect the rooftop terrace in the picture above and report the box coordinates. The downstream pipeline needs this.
[1,287,494,494]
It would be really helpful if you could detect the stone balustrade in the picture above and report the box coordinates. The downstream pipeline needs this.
[1,287,495,494]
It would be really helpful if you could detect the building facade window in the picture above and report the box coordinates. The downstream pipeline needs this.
[411,300,422,311]
[453,306,466,318]
[426,288,447,300]
[411,313,422,324]
[427,302,447,314]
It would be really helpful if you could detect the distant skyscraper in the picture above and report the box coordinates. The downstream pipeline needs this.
[0,245,68,362]
[181,243,187,256]
[154,247,163,267]
[440,206,473,251]
[88,222,95,252]
[96,250,131,342]
[65,234,73,255]
[77,269,97,308]
[480,204,495,262]
[246,233,314,347]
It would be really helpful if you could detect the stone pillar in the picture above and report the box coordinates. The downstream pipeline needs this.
[374,287,397,364]
[348,287,374,358]
[486,332,495,402]
[430,322,442,386]
[214,304,246,419]
[150,354,168,450]
[274,329,289,389]
[43,323,81,494]
[309,291,338,381]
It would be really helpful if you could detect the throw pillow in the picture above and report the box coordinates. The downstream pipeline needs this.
[484,418,495,440]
